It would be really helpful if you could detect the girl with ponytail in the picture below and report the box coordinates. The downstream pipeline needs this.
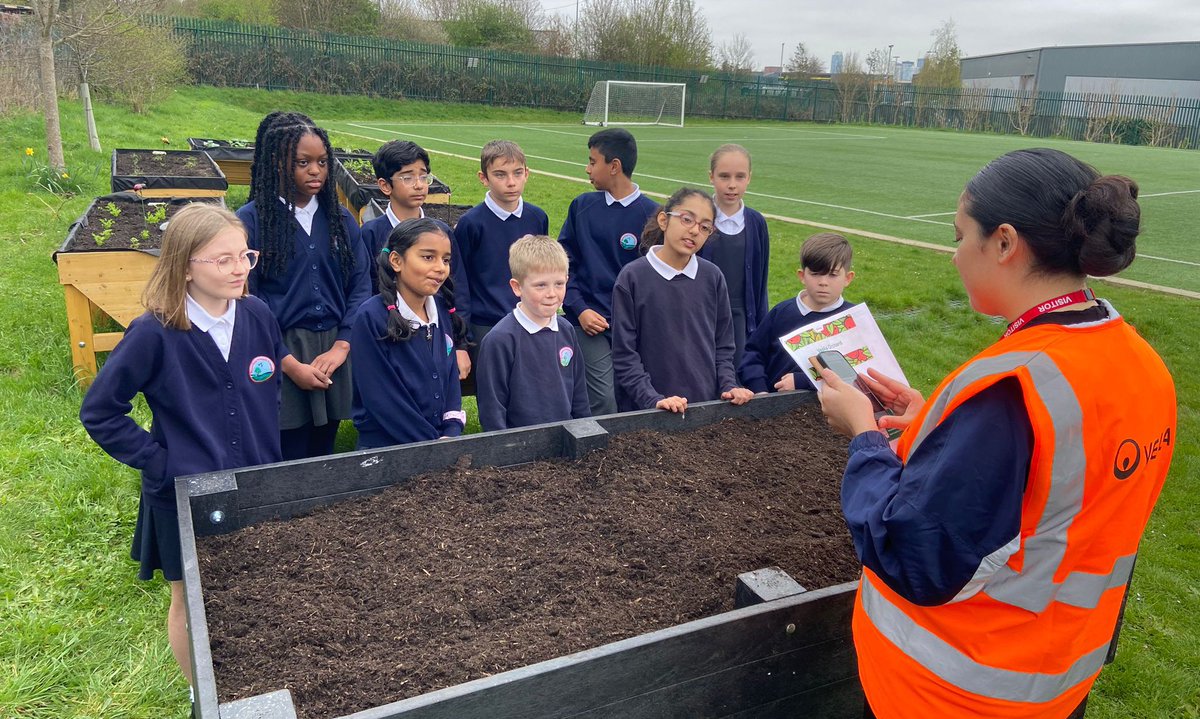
[350,218,466,449]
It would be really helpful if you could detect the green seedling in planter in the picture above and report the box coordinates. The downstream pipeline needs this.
[93,216,115,246]
[184,156,198,170]
[151,151,166,163]
[201,140,220,149]
[342,158,374,180]
[130,228,151,249]
[145,204,167,225]
[106,202,122,218]
[228,139,251,148]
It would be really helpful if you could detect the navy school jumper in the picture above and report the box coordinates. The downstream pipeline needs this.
[739,297,855,393]
[236,200,371,342]
[350,295,464,448]
[611,255,738,411]
[79,296,289,511]
[697,206,770,336]
[452,200,549,328]
[558,191,660,325]
[475,311,591,431]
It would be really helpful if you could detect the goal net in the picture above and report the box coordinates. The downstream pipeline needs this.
[582,81,687,127]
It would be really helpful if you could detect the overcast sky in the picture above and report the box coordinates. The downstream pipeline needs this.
[541,0,1199,71]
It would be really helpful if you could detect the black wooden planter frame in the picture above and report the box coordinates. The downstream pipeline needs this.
[178,391,862,719]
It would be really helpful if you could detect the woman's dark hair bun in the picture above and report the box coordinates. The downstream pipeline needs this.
[1061,175,1140,277]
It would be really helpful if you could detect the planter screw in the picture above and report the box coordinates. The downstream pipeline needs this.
[210,510,225,524]
[785,623,796,634]
[78,341,86,348]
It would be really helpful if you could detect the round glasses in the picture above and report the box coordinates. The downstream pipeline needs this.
[189,250,260,274]
[393,173,435,187]
[666,211,716,238]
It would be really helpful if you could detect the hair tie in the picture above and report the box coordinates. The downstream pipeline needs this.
[448,307,456,314]
[386,304,397,311]
[381,247,391,254]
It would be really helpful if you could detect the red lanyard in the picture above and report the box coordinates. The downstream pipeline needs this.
[1003,288,1095,338]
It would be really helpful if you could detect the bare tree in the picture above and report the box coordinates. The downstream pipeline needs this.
[717,33,754,73]
[865,48,890,79]
[31,0,161,171]
[914,19,960,88]
[578,0,712,69]
[833,51,865,123]
[1007,89,1039,136]
[784,42,823,78]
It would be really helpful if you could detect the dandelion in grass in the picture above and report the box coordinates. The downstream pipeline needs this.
[25,147,34,156]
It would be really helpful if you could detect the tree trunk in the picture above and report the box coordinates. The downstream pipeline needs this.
[35,1,66,172]
[81,81,101,152]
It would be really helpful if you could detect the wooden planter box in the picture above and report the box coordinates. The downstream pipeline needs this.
[332,152,453,225]
[187,138,254,186]
[178,392,862,719]
[361,199,473,230]
[53,194,222,384]
[111,149,228,198]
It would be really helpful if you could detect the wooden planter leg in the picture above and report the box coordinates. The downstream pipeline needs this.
[63,284,100,384]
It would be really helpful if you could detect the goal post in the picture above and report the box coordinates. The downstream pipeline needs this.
[582,81,687,127]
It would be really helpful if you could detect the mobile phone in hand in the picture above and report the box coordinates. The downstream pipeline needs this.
[811,351,902,440]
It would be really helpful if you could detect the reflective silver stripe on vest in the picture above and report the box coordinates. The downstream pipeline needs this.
[861,579,1108,703]
[906,349,1132,613]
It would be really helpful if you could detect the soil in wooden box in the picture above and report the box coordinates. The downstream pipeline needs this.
[114,150,220,180]
[61,196,220,252]
[199,404,858,718]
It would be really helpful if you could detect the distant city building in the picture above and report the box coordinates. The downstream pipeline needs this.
[896,61,915,83]
[916,57,925,73]
[961,41,1200,100]
[831,52,843,75]
[762,66,782,76]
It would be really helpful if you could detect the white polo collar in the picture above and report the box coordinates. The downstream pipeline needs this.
[796,291,844,315]
[715,201,746,235]
[604,184,642,207]
[395,294,439,329]
[484,192,524,221]
[514,303,558,333]
[280,195,319,234]
[185,293,236,331]
[647,245,699,280]
[384,203,426,227]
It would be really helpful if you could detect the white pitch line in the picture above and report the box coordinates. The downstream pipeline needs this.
[1140,254,1200,267]
[1140,189,1200,198]
[907,211,957,219]
[335,123,1200,296]
[344,122,952,225]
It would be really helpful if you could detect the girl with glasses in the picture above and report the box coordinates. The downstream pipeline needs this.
[80,203,294,697]
[610,187,754,414]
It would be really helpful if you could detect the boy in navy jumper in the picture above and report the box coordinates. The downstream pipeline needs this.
[558,128,659,416]
[476,235,590,431]
[453,140,549,353]
[360,139,472,379]
[739,233,857,394]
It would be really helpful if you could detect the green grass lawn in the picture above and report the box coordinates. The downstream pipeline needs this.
[1,85,1197,718]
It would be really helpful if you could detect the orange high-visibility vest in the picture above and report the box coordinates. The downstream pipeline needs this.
[854,303,1176,718]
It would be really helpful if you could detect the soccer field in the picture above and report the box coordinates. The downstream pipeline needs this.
[325,118,1200,296]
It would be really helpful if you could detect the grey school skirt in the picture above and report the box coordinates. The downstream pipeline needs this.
[280,326,353,430]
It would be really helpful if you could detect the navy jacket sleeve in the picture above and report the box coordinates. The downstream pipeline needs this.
[445,223,472,347]
[739,306,775,393]
[339,210,371,343]
[749,210,770,334]
[841,378,1032,606]
[475,328,513,431]
[79,317,169,484]
[558,199,589,320]
[438,339,465,438]
[566,325,592,419]
[610,270,663,409]
[712,270,739,393]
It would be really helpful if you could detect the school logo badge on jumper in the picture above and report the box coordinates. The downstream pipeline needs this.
[248,356,275,383]
[445,333,454,356]
[559,346,574,367]
[619,233,638,251]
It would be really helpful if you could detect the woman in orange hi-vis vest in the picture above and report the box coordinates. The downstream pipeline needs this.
[816,148,1176,719]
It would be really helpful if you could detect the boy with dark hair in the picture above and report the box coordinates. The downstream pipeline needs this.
[454,140,550,351]
[558,127,659,415]
[475,234,590,431]
[739,232,857,394]
[361,139,471,377]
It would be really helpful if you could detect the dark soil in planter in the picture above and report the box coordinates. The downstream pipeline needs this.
[199,404,858,718]
[62,196,222,252]
[114,150,219,178]
[424,202,473,229]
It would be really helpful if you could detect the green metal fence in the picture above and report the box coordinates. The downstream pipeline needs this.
[159,16,1200,149]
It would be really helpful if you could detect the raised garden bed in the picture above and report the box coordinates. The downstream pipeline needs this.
[188,138,254,185]
[53,193,224,383]
[180,392,863,719]
[111,148,228,198]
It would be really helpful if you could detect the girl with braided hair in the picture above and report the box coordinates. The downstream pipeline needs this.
[236,111,371,459]
[350,218,467,449]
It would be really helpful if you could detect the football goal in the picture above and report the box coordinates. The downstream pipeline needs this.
[582,81,687,127]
